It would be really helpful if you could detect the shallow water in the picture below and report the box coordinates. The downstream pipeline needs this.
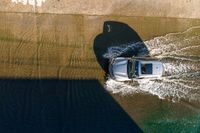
[106,26,200,102]
[0,12,200,132]
[105,26,200,132]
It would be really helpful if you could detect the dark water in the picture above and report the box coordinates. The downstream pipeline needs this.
[0,79,142,133]
[0,12,200,132]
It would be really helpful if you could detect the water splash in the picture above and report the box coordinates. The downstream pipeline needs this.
[105,26,200,102]
[106,72,200,102]
[146,26,200,57]
[103,41,149,59]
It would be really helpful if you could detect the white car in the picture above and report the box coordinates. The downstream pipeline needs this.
[109,57,164,81]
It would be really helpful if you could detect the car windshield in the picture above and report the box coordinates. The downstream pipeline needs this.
[141,63,153,74]
[127,59,135,78]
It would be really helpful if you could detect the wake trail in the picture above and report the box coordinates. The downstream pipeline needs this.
[105,26,200,102]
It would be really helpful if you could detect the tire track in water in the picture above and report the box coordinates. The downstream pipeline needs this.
[105,26,200,102]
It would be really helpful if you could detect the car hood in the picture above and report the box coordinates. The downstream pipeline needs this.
[152,62,164,75]
[112,59,129,80]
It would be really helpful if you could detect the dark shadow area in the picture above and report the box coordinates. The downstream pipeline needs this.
[0,78,142,133]
[93,21,149,73]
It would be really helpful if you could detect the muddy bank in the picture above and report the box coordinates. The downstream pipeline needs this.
[1,0,200,19]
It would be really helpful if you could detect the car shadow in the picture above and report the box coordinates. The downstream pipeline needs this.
[93,21,149,73]
[0,78,143,133]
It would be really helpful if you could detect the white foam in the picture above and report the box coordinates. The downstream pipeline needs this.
[106,72,200,102]
[105,79,139,95]
[144,26,200,57]
[103,41,148,59]
[105,26,200,102]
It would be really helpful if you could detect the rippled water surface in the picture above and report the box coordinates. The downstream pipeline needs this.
[105,26,200,133]
[106,26,200,102]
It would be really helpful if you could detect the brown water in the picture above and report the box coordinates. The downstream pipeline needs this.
[0,12,200,132]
